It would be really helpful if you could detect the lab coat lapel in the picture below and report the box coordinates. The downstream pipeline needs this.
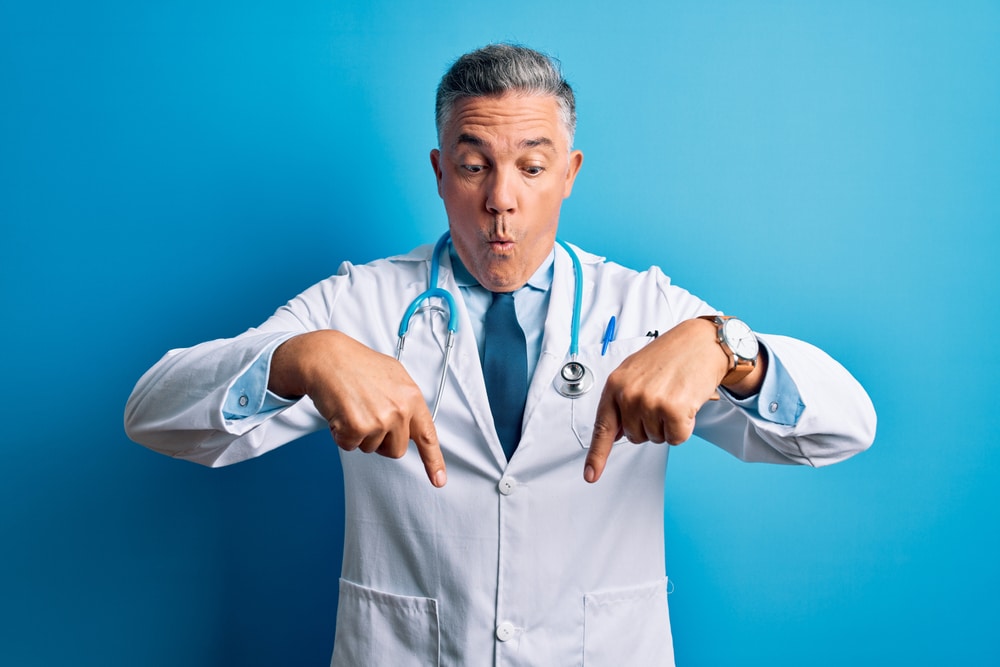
[435,256,509,466]
[521,243,578,436]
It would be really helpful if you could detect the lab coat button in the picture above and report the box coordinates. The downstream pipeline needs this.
[498,476,517,496]
[496,621,516,642]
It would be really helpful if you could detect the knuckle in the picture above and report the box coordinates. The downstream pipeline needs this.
[604,369,625,392]
[403,382,426,404]
[359,437,381,454]
[618,383,643,404]
[377,443,407,459]
[330,419,360,440]
[411,420,437,446]
[624,428,647,444]
[664,420,694,445]
[591,418,617,441]
[332,431,361,451]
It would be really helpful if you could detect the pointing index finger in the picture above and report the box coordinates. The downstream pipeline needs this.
[584,388,622,484]
[410,407,447,488]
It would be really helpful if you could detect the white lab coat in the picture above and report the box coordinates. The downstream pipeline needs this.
[126,242,876,666]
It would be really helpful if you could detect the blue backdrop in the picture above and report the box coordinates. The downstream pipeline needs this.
[3,1,998,665]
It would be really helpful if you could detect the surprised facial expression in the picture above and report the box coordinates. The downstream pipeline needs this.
[430,93,584,292]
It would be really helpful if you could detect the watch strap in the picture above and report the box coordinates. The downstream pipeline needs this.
[698,315,757,386]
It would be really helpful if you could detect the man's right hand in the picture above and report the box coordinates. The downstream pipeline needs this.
[268,330,446,488]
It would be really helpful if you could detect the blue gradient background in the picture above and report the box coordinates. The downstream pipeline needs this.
[2,1,998,665]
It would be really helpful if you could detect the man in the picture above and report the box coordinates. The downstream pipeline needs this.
[126,44,875,666]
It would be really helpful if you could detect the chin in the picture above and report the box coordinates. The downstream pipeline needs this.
[479,271,518,293]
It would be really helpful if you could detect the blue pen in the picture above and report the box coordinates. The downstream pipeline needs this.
[601,316,617,356]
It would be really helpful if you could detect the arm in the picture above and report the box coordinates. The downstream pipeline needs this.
[124,330,305,465]
[125,327,445,485]
[124,257,447,485]
[584,317,875,482]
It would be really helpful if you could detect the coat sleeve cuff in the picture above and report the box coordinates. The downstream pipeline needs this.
[721,339,806,426]
[222,336,298,419]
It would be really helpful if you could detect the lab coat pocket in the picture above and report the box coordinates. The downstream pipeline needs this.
[331,578,440,667]
[570,336,651,449]
[583,577,673,666]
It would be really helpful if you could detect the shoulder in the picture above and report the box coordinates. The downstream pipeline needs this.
[282,244,431,313]
[331,243,434,282]
[561,241,713,322]
[560,241,672,285]
[384,243,436,263]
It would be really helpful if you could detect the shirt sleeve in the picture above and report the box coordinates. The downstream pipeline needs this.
[222,339,298,420]
[720,339,805,427]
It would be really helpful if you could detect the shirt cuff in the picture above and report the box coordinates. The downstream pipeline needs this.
[721,340,805,426]
[223,340,298,420]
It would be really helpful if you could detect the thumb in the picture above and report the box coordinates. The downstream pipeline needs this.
[584,388,622,484]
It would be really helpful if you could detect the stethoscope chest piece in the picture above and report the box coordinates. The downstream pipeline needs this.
[556,359,594,398]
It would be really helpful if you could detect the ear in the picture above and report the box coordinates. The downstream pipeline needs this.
[430,148,444,198]
[562,149,584,199]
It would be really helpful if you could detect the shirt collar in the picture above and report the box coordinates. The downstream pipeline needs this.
[448,241,554,293]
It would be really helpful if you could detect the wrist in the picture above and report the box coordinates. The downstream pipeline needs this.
[697,315,761,392]
[269,331,332,399]
[722,344,767,398]
[692,316,732,385]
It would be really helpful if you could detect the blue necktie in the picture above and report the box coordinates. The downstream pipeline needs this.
[483,291,528,460]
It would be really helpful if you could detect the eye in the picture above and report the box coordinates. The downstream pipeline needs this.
[523,165,545,176]
[462,164,487,174]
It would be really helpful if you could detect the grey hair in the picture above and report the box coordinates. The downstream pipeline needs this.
[435,43,577,145]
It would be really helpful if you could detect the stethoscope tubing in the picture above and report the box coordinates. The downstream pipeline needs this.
[397,232,592,419]
[556,238,583,359]
[397,234,459,339]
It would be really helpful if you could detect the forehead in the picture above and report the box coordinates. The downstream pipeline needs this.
[442,93,568,150]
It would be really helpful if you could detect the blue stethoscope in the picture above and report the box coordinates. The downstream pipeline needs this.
[396,232,593,420]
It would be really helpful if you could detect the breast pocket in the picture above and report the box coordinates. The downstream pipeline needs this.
[568,336,653,449]
[331,578,440,667]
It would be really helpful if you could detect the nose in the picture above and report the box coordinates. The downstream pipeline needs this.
[485,168,517,215]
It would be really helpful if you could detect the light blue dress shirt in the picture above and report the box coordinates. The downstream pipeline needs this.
[223,243,804,427]
[447,243,553,384]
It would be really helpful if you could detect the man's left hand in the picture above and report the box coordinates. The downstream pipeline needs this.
[583,317,764,483]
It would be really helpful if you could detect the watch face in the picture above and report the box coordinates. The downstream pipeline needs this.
[722,318,759,360]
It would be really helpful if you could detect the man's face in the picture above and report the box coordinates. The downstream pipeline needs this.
[430,93,584,292]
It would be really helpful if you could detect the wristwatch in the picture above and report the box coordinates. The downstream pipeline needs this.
[698,315,759,386]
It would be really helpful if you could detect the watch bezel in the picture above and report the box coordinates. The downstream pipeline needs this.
[720,317,759,362]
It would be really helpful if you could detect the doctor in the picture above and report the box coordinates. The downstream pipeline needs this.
[126,44,876,666]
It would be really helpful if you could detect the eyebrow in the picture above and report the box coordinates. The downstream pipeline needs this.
[456,133,486,148]
[455,133,556,151]
[522,137,555,149]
